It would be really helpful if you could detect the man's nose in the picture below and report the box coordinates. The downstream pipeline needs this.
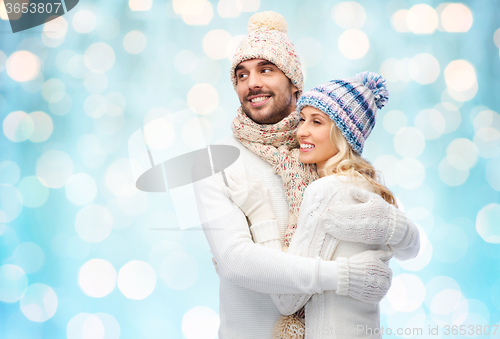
[247,72,262,90]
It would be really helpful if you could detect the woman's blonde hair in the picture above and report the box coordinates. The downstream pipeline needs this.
[322,123,396,206]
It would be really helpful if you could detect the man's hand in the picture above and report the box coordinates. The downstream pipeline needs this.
[222,169,276,225]
[336,250,393,303]
[322,186,407,246]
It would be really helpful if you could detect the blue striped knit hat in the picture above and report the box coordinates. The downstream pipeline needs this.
[296,71,389,154]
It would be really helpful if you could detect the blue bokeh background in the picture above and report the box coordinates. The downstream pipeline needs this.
[1,0,500,338]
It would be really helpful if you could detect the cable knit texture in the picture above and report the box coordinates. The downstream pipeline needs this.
[336,250,392,303]
[321,186,408,246]
[232,107,319,248]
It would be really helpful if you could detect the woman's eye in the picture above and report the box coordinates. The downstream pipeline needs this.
[299,117,305,122]
[314,120,321,124]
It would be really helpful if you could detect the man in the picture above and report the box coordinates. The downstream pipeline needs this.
[194,11,407,339]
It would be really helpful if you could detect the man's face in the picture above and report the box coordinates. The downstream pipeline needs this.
[235,59,298,125]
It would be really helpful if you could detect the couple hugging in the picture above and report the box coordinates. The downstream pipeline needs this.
[194,11,420,339]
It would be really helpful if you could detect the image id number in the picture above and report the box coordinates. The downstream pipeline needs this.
[5,2,62,14]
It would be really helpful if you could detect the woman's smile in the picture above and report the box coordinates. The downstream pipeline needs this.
[297,106,339,175]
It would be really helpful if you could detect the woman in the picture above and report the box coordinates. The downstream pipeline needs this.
[227,72,420,338]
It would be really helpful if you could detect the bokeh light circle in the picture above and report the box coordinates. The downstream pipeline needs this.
[27,111,53,142]
[406,4,438,34]
[338,29,369,59]
[383,110,407,134]
[84,42,116,73]
[77,134,107,169]
[409,53,440,84]
[444,60,476,92]
[446,138,477,170]
[486,156,500,190]
[430,289,463,315]
[143,117,175,150]
[435,102,461,134]
[394,127,425,158]
[65,173,98,206]
[123,31,147,54]
[476,203,500,244]
[332,1,366,29]
[295,37,323,68]
[387,274,425,312]
[441,3,473,32]
[72,9,97,33]
[118,261,156,300]
[105,159,139,197]
[187,83,219,115]
[438,157,469,186]
[203,29,232,60]
[373,155,398,187]
[414,108,445,140]
[84,72,108,94]
[42,78,66,103]
[129,0,152,11]
[0,184,24,223]
[3,111,34,142]
[182,306,219,339]
[160,251,198,290]
[6,51,40,82]
[35,150,74,188]
[391,10,409,33]
[395,158,426,189]
[430,224,468,263]
[474,128,500,159]
[75,204,113,243]
[78,259,117,298]
[16,176,50,208]
[20,283,58,322]
[0,264,28,303]
[174,50,198,74]
[0,161,21,185]
[398,224,433,271]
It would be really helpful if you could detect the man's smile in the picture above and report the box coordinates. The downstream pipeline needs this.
[248,95,271,107]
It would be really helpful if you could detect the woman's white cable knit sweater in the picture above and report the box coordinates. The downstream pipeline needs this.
[250,175,420,338]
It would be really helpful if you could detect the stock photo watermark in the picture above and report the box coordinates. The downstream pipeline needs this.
[3,0,79,33]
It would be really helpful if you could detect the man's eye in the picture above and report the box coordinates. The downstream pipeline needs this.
[262,68,272,73]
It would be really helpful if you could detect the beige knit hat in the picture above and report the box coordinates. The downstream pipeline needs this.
[230,11,304,97]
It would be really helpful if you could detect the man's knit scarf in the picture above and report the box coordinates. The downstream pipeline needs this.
[231,107,319,247]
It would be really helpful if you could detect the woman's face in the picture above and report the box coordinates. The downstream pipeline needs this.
[297,106,339,173]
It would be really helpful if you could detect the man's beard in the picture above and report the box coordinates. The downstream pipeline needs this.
[241,89,294,125]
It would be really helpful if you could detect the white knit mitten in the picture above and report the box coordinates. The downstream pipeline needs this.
[336,250,392,303]
[223,169,276,225]
[322,186,407,246]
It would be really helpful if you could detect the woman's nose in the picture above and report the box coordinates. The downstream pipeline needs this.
[297,121,309,138]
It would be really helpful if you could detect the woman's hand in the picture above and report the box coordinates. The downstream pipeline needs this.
[321,186,407,246]
[222,169,276,226]
[336,250,393,303]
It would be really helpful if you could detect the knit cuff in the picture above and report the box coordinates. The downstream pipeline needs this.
[387,207,407,246]
[250,220,280,244]
[335,257,349,296]
[341,256,367,300]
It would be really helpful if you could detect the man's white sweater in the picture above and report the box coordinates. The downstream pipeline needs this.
[194,135,338,339]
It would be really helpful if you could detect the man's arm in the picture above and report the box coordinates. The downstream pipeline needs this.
[194,168,332,295]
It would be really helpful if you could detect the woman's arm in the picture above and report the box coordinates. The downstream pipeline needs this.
[320,185,420,261]
[249,179,393,315]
